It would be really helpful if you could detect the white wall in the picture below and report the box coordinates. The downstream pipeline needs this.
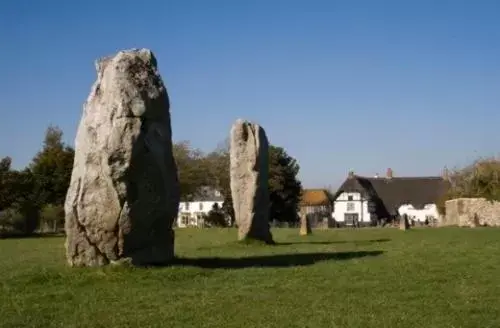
[177,200,224,227]
[398,204,438,223]
[333,192,371,223]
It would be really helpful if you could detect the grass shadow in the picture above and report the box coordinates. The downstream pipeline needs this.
[277,238,391,246]
[170,250,384,269]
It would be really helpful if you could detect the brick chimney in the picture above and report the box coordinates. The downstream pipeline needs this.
[386,168,393,179]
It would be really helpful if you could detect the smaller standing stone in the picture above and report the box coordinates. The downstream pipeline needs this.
[299,213,312,236]
[400,214,410,231]
[230,119,274,244]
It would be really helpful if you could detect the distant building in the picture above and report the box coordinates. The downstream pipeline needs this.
[331,168,450,227]
[176,186,224,228]
[299,189,333,228]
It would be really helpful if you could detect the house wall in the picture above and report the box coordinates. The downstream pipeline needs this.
[397,204,438,223]
[333,192,371,223]
[177,200,224,228]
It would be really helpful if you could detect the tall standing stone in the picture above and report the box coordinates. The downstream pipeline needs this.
[400,214,410,231]
[64,49,180,267]
[230,120,274,244]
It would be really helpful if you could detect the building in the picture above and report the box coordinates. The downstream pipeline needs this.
[331,168,450,227]
[176,186,224,228]
[299,189,333,228]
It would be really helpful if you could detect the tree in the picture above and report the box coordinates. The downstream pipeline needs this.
[203,203,228,227]
[0,156,11,174]
[0,156,13,210]
[268,145,302,223]
[8,169,40,234]
[29,125,74,207]
[204,139,234,224]
[173,141,209,200]
[0,168,40,235]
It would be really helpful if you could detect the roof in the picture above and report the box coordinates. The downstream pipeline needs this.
[300,189,331,206]
[333,175,450,216]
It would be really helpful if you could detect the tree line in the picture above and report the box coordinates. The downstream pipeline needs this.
[0,125,303,236]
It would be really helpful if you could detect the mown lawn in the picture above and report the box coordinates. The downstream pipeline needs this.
[1,227,499,328]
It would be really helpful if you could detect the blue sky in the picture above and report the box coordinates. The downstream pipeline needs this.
[1,0,499,188]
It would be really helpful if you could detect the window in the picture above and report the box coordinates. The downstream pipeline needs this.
[185,202,190,210]
[347,195,353,201]
[347,202,355,211]
[199,202,203,211]
[181,214,189,226]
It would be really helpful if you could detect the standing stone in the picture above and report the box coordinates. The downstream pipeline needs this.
[230,120,274,244]
[400,214,410,231]
[299,213,312,236]
[64,49,180,267]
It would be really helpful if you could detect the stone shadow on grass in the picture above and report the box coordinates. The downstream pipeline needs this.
[196,238,391,250]
[170,250,383,269]
[277,238,391,246]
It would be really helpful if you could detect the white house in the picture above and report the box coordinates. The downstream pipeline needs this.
[176,186,224,228]
[331,168,449,227]
[397,204,440,223]
[332,190,372,226]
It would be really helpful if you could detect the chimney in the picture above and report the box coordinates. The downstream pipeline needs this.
[348,170,355,178]
[386,168,393,179]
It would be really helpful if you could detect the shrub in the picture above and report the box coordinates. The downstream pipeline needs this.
[0,208,26,237]
[204,203,228,227]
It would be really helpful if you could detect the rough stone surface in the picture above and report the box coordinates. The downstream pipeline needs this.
[64,48,180,267]
[443,198,500,227]
[399,214,410,230]
[299,213,312,236]
[230,120,273,243]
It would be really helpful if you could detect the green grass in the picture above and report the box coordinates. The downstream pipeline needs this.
[1,228,500,328]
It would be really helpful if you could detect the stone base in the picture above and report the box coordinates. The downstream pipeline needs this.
[126,229,175,266]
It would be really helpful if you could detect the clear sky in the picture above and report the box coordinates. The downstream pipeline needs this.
[1,0,499,188]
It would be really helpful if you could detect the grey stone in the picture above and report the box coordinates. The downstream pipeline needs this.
[400,214,410,230]
[230,119,273,243]
[64,48,180,267]
[299,213,312,236]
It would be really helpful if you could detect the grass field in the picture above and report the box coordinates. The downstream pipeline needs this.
[1,228,500,328]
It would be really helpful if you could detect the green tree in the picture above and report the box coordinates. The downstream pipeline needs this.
[204,140,234,224]
[0,156,13,210]
[268,145,302,223]
[0,168,40,235]
[29,125,74,207]
[173,141,209,200]
[203,203,228,227]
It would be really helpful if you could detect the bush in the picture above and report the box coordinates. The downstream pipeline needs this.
[204,203,228,227]
[0,208,26,237]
